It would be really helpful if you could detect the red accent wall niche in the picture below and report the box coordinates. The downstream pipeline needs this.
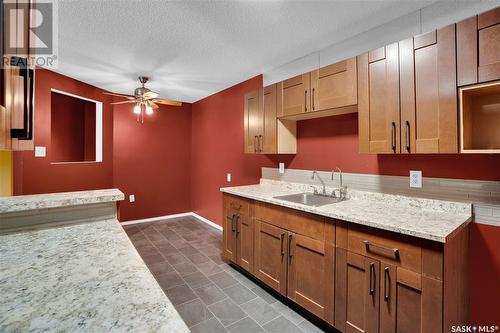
[13,69,114,195]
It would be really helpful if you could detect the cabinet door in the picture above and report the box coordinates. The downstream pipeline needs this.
[254,220,288,295]
[380,264,443,333]
[457,8,500,85]
[411,26,458,153]
[310,58,357,112]
[280,73,310,117]
[262,84,277,154]
[287,232,334,323]
[222,213,237,262]
[236,214,254,273]
[358,44,400,153]
[345,252,379,333]
[244,89,263,154]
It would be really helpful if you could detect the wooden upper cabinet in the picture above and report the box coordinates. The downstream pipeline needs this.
[244,89,263,154]
[279,73,311,117]
[254,220,288,295]
[262,85,277,153]
[358,44,401,153]
[310,58,357,112]
[457,7,500,86]
[402,26,458,153]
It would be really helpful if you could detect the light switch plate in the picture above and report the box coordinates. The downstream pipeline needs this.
[227,173,231,182]
[410,170,422,188]
[279,163,285,174]
[34,146,46,157]
[129,194,135,203]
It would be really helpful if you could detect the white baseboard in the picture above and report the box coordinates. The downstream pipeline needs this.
[120,212,223,231]
[190,212,223,231]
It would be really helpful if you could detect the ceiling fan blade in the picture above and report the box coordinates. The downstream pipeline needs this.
[103,92,135,99]
[148,101,159,110]
[111,100,137,105]
[143,91,159,99]
[152,98,182,106]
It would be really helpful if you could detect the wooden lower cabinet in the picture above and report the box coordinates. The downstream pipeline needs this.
[223,194,468,332]
[222,195,254,273]
[287,232,334,322]
[254,220,288,295]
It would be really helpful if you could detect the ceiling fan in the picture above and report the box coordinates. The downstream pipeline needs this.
[104,76,182,121]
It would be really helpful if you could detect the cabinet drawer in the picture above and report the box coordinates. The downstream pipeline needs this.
[347,224,422,273]
[255,202,325,240]
[224,194,251,217]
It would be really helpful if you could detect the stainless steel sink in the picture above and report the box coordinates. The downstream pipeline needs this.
[273,192,345,207]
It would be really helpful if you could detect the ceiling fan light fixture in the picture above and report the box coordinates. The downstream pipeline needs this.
[145,105,153,115]
[133,104,141,114]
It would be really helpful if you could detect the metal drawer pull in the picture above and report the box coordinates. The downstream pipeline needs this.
[369,262,375,295]
[280,233,285,256]
[288,234,293,261]
[254,136,258,152]
[384,267,390,301]
[259,134,263,152]
[364,240,399,257]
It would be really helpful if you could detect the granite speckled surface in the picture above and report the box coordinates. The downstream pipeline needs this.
[0,189,125,213]
[221,179,472,243]
[0,219,189,333]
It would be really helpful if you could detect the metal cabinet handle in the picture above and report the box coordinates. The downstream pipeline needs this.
[235,215,240,236]
[280,233,285,256]
[230,214,236,233]
[304,90,307,112]
[391,122,396,152]
[364,240,399,258]
[384,267,390,301]
[369,262,375,295]
[254,136,258,153]
[312,88,315,111]
[288,234,293,261]
[405,121,410,152]
[259,135,263,152]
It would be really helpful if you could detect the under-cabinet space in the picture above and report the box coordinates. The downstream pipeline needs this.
[460,81,500,153]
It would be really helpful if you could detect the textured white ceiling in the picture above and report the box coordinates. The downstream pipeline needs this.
[55,0,435,103]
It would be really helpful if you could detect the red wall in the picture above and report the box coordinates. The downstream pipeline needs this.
[113,102,192,222]
[190,75,275,225]
[14,69,114,195]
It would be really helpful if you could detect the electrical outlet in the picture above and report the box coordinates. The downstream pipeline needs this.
[34,146,46,157]
[227,173,231,182]
[409,170,422,188]
[129,194,135,203]
[279,163,285,174]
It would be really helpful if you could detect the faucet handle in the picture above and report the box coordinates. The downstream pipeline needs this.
[310,186,318,194]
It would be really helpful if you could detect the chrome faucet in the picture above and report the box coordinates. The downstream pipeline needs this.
[312,171,327,196]
[332,167,347,200]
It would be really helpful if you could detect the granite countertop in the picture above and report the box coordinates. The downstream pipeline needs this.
[0,189,125,213]
[0,219,189,333]
[221,179,472,243]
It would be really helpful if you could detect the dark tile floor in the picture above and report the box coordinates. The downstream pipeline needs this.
[123,217,328,333]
